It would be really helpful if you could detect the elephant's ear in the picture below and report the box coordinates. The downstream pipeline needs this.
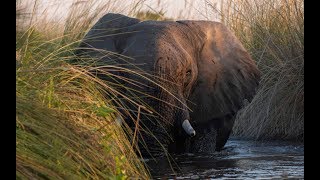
[182,21,260,148]
[77,13,140,57]
[75,14,142,120]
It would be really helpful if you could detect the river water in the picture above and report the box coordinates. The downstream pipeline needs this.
[146,138,304,179]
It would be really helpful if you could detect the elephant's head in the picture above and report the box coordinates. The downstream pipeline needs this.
[78,13,260,157]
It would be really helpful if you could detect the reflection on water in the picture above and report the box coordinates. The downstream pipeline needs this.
[146,138,304,179]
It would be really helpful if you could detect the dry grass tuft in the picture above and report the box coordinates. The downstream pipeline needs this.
[16,0,151,179]
[208,0,304,141]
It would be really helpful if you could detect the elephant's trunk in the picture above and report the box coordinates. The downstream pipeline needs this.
[182,119,196,137]
[173,94,196,137]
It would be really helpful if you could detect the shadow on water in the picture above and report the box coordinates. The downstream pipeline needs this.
[146,138,304,179]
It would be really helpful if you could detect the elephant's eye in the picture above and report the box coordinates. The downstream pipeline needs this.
[186,69,192,76]
[184,69,192,88]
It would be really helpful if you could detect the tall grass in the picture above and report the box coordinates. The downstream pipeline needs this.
[16,0,150,179]
[16,0,304,178]
[208,0,304,141]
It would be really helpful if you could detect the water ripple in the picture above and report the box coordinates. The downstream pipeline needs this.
[147,138,304,179]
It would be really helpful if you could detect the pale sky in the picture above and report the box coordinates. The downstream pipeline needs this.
[18,0,221,22]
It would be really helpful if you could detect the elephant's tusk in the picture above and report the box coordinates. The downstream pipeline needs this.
[182,120,196,137]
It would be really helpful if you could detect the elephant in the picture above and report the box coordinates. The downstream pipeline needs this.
[77,13,260,157]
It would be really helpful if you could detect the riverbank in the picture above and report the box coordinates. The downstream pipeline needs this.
[16,1,149,178]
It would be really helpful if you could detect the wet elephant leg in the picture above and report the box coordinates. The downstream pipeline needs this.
[215,114,236,151]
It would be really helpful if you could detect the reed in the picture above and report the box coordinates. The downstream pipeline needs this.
[16,0,150,179]
[207,0,304,141]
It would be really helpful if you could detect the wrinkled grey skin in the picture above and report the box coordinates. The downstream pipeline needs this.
[77,13,260,157]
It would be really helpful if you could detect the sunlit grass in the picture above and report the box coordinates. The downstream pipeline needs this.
[16,0,151,179]
[16,31,150,179]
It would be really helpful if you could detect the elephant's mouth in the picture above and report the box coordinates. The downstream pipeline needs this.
[169,121,217,154]
[186,117,223,152]
[188,127,217,153]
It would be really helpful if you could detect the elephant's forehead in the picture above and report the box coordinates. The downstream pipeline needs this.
[127,21,199,50]
[125,21,196,67]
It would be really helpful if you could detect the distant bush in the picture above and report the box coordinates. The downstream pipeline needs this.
[135,10,172,21]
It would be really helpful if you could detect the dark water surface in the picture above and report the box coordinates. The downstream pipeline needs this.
[146,138,304,179]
